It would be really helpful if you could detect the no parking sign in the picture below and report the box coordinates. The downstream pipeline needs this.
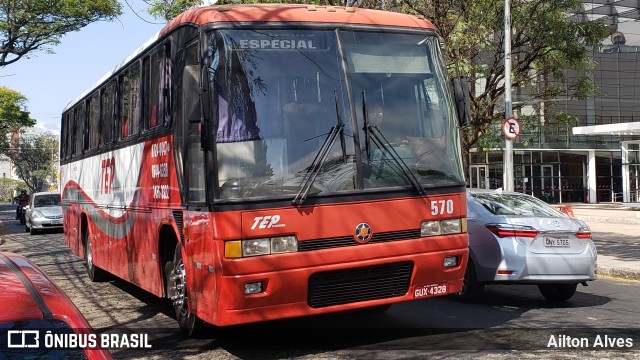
[502,117,521,139]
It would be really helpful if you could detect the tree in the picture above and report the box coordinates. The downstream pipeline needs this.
[0,0,122,66]
[145,0,203,22]
[0,87,36,149]
[144,0,304,22]
[0,178,27,202]
[4,130,59,193]
[398,0,609,160]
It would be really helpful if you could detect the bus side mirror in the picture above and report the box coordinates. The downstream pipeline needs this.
[451,77,471,128]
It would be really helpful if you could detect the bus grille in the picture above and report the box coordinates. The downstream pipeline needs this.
[298,229,421,252]
[307,261,413,308]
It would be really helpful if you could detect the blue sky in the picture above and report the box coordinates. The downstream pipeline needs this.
[0,0,165,136]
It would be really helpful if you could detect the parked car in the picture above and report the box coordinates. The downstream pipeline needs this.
[458,189,597,302]
[0,252,111,359]
[24,191,63,235]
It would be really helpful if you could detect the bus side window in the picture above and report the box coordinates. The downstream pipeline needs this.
[74,103,85,156]
[129,64,141,135]
[119,71,130,138]
[101,81,116,147]
[144,50,160,129]
[88,93,100,150]
[143,43,171,131]
[119,64,141,139]
[64,113,73,160]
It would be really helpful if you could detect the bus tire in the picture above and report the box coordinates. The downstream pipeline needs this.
[169,243,211,338]
[83,225,109,282]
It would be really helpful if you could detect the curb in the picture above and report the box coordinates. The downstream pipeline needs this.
[597,266,640,281]
[575,216,640,225]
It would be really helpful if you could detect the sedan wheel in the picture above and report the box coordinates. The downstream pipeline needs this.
[453,259,484,303]
[538,284,578,301]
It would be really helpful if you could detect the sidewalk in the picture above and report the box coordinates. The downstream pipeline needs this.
[567,203,640,281]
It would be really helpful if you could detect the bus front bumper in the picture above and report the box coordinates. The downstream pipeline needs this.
[196,241,467,327]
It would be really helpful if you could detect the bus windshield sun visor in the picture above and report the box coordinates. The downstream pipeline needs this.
[367,125,426,195]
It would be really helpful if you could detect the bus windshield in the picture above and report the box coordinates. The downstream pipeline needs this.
[208,29,464,201]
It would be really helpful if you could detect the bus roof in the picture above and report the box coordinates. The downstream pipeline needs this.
[164,4,436,33]
[63,5,435,114]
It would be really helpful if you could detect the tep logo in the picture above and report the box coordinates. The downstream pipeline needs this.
[354,223,372,244]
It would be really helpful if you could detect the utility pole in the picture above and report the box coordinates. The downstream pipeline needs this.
[503,0,514,192]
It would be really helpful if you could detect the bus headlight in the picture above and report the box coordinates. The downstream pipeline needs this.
[271,236,298,253]
[421,219,465,237]
[225,236,299,258]
[243,238,270,257]
[441,219,461,234]
[421,221,441,236]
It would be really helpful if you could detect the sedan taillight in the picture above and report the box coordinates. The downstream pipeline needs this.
[485,224,539,238]
[576,224,592,239]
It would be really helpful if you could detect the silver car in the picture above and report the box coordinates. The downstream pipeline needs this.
[459,189,597,302]
[24,192,63,235]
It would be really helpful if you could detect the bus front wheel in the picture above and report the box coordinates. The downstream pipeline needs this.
[169,243,211,338]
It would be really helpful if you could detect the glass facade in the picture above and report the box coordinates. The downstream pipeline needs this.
[469,40,640,203]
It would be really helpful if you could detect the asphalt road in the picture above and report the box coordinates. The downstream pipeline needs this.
[1,203,639,359]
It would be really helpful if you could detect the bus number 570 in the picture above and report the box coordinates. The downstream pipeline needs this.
[431,199,454,216]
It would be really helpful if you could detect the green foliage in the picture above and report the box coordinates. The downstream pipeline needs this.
[0,0,122,66]
[145,0,202,22]
[401,0,609,155]
[145,0,331,22]
[3,131,59,193]
[0,178,27,202]
[0,87,36,149]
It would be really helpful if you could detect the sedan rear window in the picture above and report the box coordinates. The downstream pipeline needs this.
[470,193,564,217]
[34,195,61,207]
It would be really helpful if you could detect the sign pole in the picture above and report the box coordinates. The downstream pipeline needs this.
[503,0,514,192]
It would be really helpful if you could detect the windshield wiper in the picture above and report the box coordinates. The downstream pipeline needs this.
[362,91,371,164]
[368,125,426,195]
[292,97,345,206]
[334,90,347,164]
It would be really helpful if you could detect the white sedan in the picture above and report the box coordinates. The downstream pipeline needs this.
[458,189,597,302]
[24,192,63,235]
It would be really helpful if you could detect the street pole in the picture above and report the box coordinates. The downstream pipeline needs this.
[503,0,514,192]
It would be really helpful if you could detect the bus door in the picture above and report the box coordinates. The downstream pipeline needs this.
[178,39,215,307]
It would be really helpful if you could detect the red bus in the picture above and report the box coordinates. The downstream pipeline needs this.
[60,4,470,336]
